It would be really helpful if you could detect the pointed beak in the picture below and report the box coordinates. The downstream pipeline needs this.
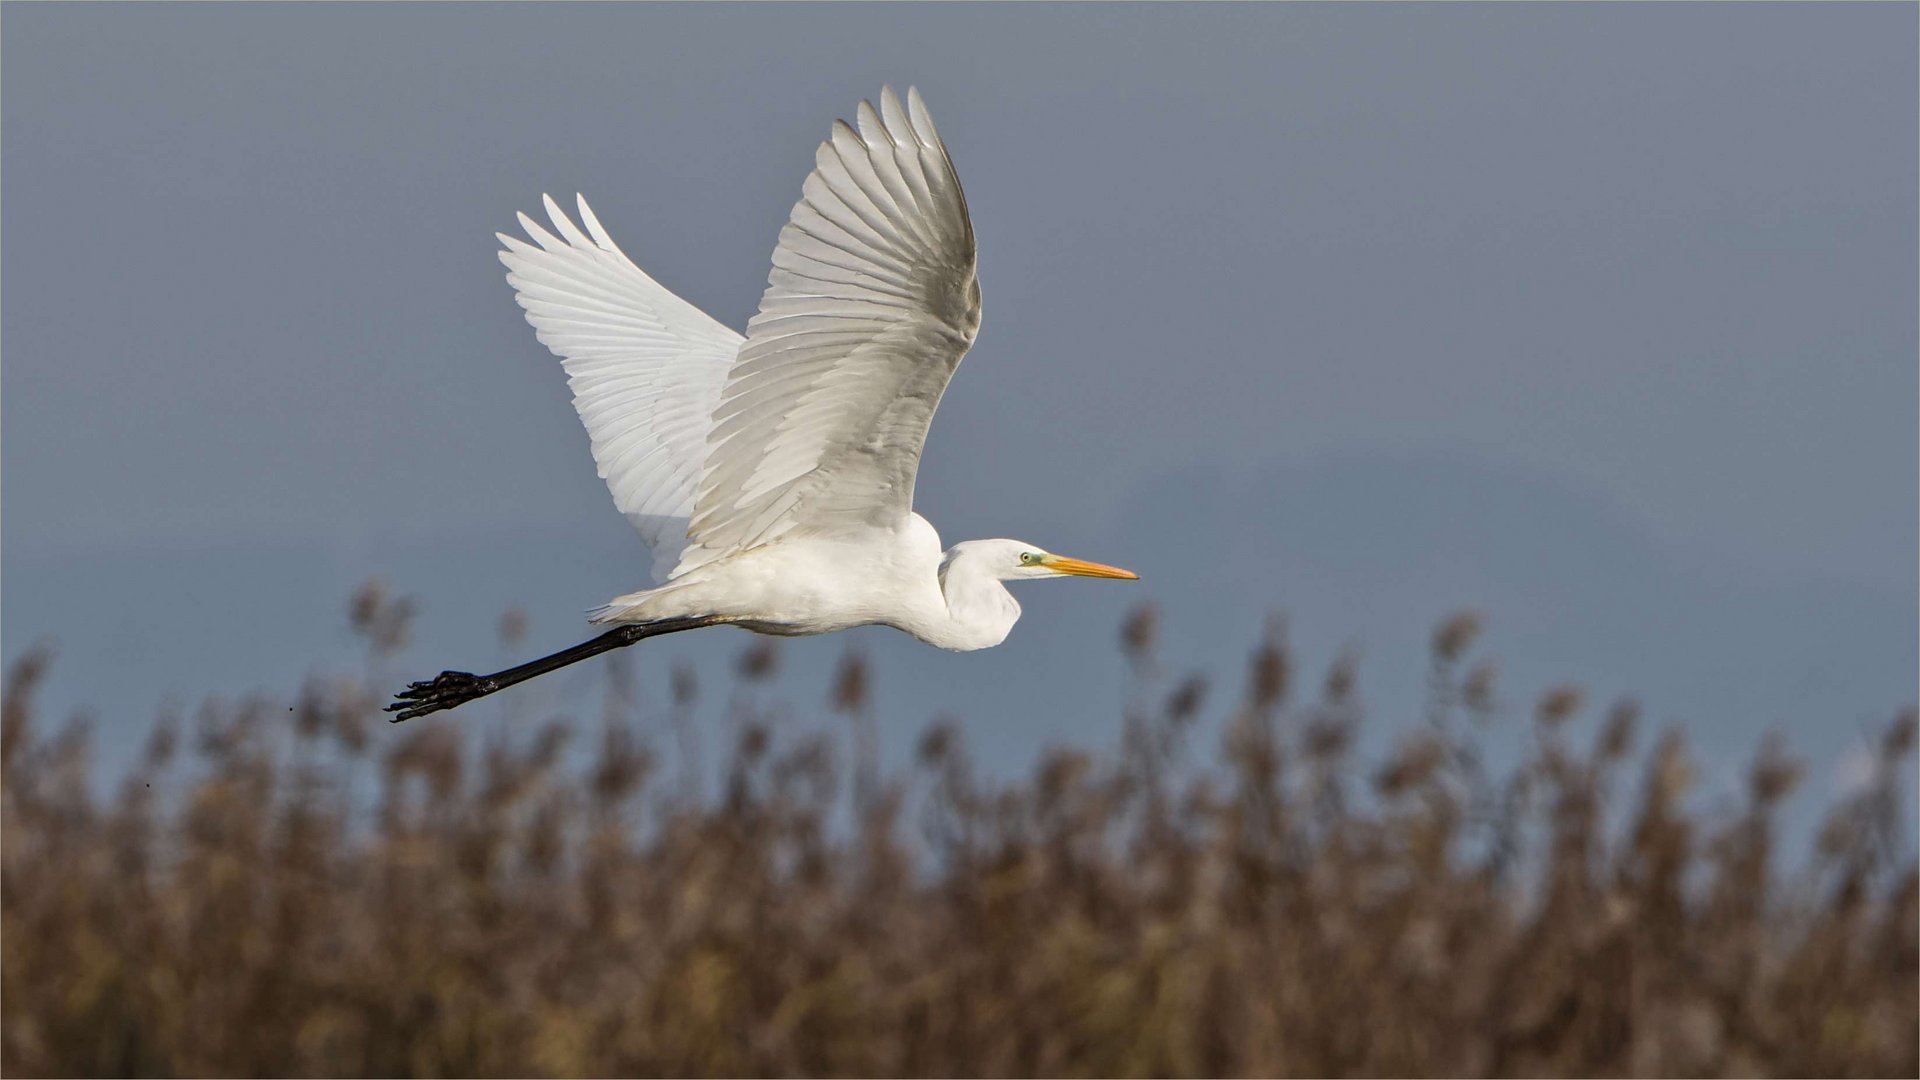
[1040,554,1139,580]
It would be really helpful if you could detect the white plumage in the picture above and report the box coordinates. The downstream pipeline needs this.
[391,87,1133,721]
[498,195,740,584]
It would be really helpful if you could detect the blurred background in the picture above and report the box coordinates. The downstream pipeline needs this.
[3,4,1915,1076]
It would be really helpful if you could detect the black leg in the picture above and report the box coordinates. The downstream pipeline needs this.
[386,616,730,722]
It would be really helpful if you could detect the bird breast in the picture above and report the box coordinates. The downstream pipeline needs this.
[666,515,947,637]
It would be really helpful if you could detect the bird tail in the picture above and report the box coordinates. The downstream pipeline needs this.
[587,597,647,625]
[588,582,694,625]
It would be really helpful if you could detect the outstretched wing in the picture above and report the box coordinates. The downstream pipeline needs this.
[678,86,980,574]
[498,195,744,583]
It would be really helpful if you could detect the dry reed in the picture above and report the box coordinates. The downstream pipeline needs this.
[2,585,1914,1077]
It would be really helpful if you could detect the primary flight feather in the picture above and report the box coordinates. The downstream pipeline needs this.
[391,87,1135,721]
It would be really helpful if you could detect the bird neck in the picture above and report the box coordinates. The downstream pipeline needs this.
[931,547,1021,651]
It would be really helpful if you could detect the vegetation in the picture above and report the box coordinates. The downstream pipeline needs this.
[3,583,1914,1077]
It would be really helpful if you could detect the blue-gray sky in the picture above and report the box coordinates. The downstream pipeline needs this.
[4,4,1914,812]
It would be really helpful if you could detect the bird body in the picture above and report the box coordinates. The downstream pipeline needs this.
[598,513,950,640]
[390,87,1134,720]
[595,514,1020,651]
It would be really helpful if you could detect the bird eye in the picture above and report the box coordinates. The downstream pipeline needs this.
[1019,552,1036,564]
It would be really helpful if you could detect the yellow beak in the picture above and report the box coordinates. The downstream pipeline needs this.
[1041,554,1139,580]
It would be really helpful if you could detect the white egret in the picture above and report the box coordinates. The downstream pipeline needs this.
[390,87,1136,721]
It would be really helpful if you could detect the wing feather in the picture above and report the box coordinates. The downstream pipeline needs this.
[679,87,980,572]
[499,194,743,583]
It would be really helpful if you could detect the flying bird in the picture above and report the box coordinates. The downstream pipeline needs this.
[389,87,1136,721]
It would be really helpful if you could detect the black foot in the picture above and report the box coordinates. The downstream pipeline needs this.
[386,670,498,722]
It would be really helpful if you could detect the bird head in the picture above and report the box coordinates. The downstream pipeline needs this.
[952,539,1139,583]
